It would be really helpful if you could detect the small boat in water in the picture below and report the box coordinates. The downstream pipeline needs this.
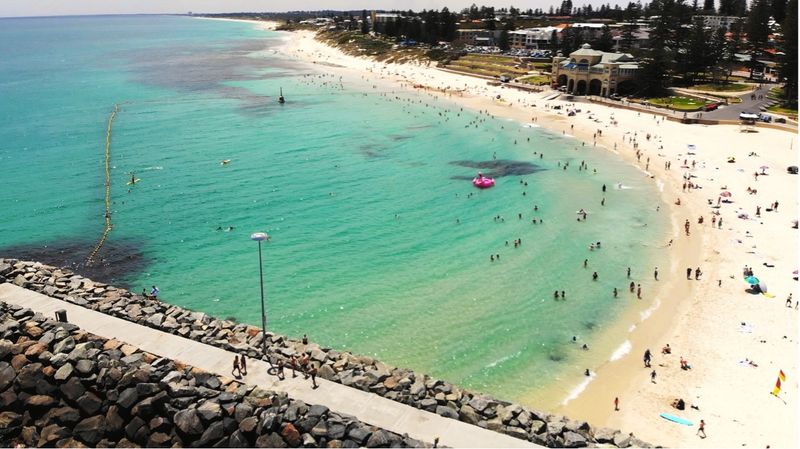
[278,87,285,104]
[472,172,495,189]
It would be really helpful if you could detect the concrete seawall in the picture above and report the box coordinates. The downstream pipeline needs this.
[0,300,428,448]
[0,258,652,448]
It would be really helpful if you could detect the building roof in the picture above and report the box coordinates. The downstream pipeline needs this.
[570,43,605,57]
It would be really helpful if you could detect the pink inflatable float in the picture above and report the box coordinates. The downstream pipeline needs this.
[472,172,495,189]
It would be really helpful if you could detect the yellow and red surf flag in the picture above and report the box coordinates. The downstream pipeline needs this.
[772,370,786,396]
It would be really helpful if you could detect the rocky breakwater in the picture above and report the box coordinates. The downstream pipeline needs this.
[0,301,428,447]
[0,259,653,448]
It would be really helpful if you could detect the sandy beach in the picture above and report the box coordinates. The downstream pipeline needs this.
[208,18,798,447]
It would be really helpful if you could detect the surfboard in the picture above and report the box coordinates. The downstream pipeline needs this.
[660,413,693,426]
[127,178,140,185]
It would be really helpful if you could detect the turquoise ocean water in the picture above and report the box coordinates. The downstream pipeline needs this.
[0,16,668,406]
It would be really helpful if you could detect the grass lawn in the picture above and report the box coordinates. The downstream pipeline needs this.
[691,83,751,92]
[767,105,798,118]
[518,75,550,85]
[647,96,710,111]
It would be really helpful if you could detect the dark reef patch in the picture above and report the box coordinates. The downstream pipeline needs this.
[449,159,544,180]
[0,238,149,288]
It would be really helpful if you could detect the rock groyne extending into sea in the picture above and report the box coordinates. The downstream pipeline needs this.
[0,259,653,448]
[0,301,428,447]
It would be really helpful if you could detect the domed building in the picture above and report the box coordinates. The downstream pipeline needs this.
[551,43,640,97]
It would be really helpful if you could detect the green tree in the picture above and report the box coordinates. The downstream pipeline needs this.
[747,0,772,77]
[684,17,711,84]
[594,26,614,51]
[620,24,636,51]
[498,29,510,50]
[360,10,369,34]
[708,27,727,82]
[721,19,744,83]
[771,0,788,24]
[718,0,735,14]
[640,0,680,95]
[779,0,797,103]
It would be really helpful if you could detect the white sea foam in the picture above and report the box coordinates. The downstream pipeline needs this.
[485,350,522,369]
[628,324,637,332]
[522,123,540,128]
[656,179,665,192]
[610,340,632,361]
[561,373,596,406]
[639,297,661,321]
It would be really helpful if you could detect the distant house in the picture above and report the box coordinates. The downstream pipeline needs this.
[694,15,744,31]
[567,23,607,39]
[551,43,640,96]
[611,28,651,51]
[371,12,401,24]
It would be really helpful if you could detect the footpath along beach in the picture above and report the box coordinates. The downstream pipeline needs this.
[205,18,798,448]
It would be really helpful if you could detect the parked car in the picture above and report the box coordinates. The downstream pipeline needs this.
[776,117,787,123]
[759,113,772,122]
[703,102,720,111]
[609,93,622,101]
[499,75,512,83]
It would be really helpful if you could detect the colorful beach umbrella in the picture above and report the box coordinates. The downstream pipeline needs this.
[720,191,732,197]
[745,276,760,285]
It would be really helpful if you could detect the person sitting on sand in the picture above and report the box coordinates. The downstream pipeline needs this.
[671,398,686,410]
[680,357,692,370]
[662,344,671,354]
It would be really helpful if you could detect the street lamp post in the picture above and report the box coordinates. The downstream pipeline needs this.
[250,232,270,365]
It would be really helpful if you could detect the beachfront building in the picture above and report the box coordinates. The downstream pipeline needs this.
[455,29,501,46]
[551,43,640,96]
[509,26,560,50]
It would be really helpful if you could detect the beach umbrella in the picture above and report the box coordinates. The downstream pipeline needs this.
[720,191,732,197]
[745,276,760,285]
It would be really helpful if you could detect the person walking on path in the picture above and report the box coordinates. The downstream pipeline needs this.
[275,358,285,380]
[643,349,652,367]
[697,420,706,438]
[232,355,242,379]
[240,354,247,376]
[289,355,298,378]
[309,364,319,389]
[650,369,657,383]
[686,267,692,280]
[786,293,793,308]
[300,354,310,379]
[614,397,620,411]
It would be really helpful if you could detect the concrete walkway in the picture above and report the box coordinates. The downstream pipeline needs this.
[0,283,535,448]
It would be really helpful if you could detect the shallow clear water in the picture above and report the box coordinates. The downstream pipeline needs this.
[0,15,668,405]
